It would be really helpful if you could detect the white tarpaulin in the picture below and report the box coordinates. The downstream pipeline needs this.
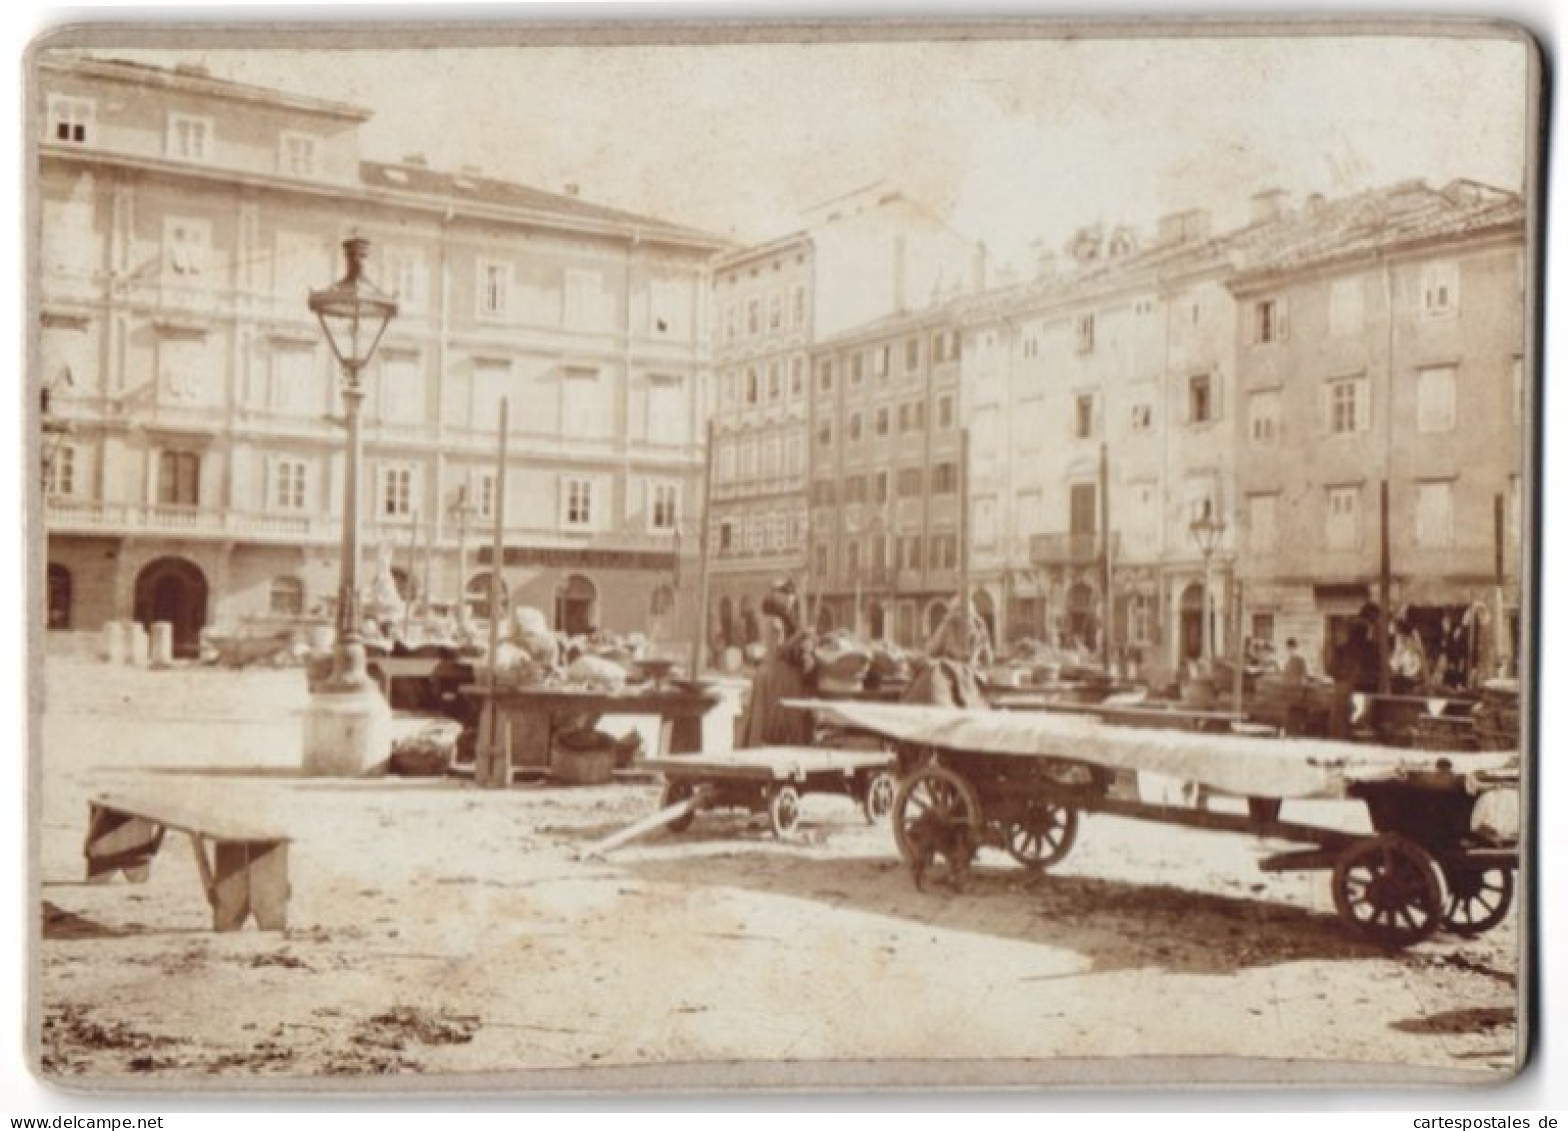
[793,699,1518,800]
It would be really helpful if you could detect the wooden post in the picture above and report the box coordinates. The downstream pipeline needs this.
[1378,479,1391,695]
[483,398,509,788]
[692,418,716,679]
[1099,440,1111,672]
[402,507,420,637]
[959,426,971,613]
[1232,577,1245,715]
[1494,492,1507,677]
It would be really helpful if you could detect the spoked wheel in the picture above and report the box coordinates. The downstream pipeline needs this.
[768,786,801,837]
[1003,801,1079,870]
[660,780,698,834]
[892,764,982,891]
[862,771,898,825]
[1331,834,1448,949]
[1441,863,1515,937]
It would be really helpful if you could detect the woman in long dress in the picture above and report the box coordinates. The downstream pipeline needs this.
[741,614,814,748]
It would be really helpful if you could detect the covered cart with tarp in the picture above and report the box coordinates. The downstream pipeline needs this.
[795,699,1521,949]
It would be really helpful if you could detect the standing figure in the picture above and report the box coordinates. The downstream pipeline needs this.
[740,614,814,748]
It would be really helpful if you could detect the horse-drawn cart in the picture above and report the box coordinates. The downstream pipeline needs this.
[797,699,1520,950]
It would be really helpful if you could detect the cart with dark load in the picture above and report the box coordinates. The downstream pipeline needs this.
[798,699,1521,949]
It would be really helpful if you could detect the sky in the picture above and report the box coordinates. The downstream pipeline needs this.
[65,30,1533,273]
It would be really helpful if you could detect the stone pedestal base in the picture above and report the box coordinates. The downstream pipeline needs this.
[303,686,391,777]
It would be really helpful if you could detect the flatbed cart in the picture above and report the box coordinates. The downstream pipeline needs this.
[641,747,899,837]
[795,699,1520,950]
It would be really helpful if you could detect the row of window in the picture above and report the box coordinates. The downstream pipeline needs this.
[1249,264,1460,346]
[1244,478,1514,553]
[816,330,963,393]
[715,433,806,484]
[48,95,321,176]
[809,463,960,506]
[815,395,957,446]
[723,286,808,343]
[47,447,682,533]
[715,509,807,555]
[810,532,961,578]
[721,356,807,409]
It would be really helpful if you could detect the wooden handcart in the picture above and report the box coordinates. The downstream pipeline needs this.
[641,747,899,838]
[798,699,1520,950]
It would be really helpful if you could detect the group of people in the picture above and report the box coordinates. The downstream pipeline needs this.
[738,581,996,748]
[1331,602,1499,694]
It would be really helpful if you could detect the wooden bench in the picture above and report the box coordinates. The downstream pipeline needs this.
[84,793,291,932]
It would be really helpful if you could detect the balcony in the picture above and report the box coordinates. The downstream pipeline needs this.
[1029,531,1121,566]
[45,498,340,544]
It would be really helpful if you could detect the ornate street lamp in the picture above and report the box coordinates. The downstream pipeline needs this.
[302,237,397,776]
[1188,497,1226,668]
[309,236,398,692]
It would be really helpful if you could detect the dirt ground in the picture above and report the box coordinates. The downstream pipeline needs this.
[31,655,1523,1091]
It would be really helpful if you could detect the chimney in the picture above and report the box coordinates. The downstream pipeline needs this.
[1157,208,1212,244]
[563,183,581,197]
[1250,188,1290,225]
[402,153,429,168]
[1305,192,1327,216]
[972,241,989,293]
[893,234,907,313]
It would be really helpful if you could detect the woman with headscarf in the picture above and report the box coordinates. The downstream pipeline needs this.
[740,612,815,748]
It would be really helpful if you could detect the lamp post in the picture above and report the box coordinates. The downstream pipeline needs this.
[1188,498,1227,671]
[450,486,475,629]
[302,236,398,775]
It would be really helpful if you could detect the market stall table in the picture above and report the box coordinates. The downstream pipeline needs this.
[460,684,722,785]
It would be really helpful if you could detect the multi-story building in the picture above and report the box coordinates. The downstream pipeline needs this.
[958,205,1253,682]
[38,54,727,655]
[809,305,967,647]
[707,234,814,648]
[1227,180,1527,676]
[706,183,980,647]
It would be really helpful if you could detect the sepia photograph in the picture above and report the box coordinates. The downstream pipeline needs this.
[22,18,1541,1095]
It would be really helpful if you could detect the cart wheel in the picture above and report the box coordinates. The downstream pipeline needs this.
[660,780,698,834]
[892,764,981,891]
[1004,801,1079,870]
[1441,863,1514,937]
[1331,834,1448,949]
[862,772,898,825]
[768,786,801,837]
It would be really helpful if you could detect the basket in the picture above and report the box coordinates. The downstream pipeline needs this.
[550,746,616,786]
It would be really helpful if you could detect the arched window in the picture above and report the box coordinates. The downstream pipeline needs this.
[269,576,305,617]
[650,584,675,617]
[555,574,598,635]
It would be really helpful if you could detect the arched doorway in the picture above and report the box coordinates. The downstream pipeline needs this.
[815,604,834,634]
[390,567,413,604]
[555,574,598,635]
[465,572,509,622]
[896,602,917,648]
[972,588,997,649]
[717,596,736,648]
[867,600,886,641]
[1179,581,1206,662]
[133,557,208,657]
[1066,582,1096,650]
[46,563,72,630]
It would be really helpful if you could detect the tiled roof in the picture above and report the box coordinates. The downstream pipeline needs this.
[360,160,727,249]
[954,179,1524,320]
[1227,179,1524,281]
